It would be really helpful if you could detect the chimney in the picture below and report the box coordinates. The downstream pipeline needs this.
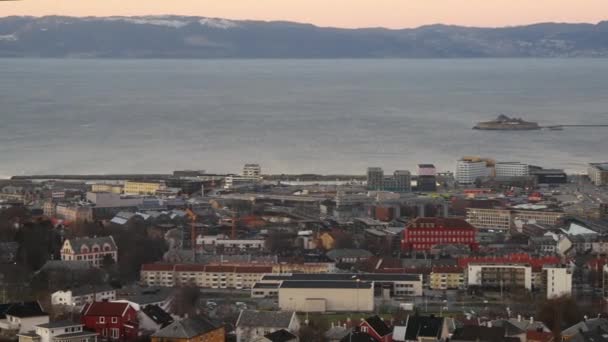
[529,317,534,324]
[584,315,588,322]
[517,315,522,322]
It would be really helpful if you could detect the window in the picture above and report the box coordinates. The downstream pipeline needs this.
[110,328,119,339]
[361,326,368,333]
[99,317,105,324]
[112,317,118,323]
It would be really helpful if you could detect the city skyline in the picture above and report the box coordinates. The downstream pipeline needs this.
[0,0,607,29]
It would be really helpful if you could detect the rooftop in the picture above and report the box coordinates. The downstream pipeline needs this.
[236,310,295,329]
[152,317,220,338]
[261,273,421,282]
[37,320,82,329]
[280,280,373,289]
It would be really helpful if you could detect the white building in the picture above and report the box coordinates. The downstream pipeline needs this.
[51,286,116,308]
[18,321,97,342]
[495,162,529,178]
[456,159,490,185]
[60,236,118,267]
[224,176,261,189]
[242,164,262,178]
[278,280,374,312]
[543,266,572,299]
[195,235,265,252]
[467,264,532,290]
[0,302,49,334]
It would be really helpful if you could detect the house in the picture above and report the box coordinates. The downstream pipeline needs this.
[451,326,509,342]
[359,315,392,342]
[17,320,98,342]
[150,317,224,342]
[139,305,174,336]
[235,310,299,342]
[250,329,298,342]
[326,249,373,264]
[80,302,138,341]
[561,317,608,341]
[61,236,118,267]
[340,331,377,342]
[0,302,49,334]
[393,315,449,342]
[51,285,116,309]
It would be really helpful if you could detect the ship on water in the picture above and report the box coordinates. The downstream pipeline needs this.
[473,114,541,131]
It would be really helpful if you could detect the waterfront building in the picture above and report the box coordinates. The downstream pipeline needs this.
[588,163,608,186]
[456,157,493,185]
[495,162,530,178]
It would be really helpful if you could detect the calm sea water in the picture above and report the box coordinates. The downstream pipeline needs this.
[1,59,607,177]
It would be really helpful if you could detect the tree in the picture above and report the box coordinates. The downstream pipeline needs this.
[171,287,201,317]
[536,296,583,340]
[299,314,329,342]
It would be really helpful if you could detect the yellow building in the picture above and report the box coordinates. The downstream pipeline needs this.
[91,183,123,194]
[430,267,465,290]
[124,181,164,195]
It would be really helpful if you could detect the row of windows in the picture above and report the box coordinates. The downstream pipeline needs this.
[98,317,119,324]
[408,237,472,243]
[409,230,474,236]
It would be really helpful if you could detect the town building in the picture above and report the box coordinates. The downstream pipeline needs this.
[195,235,265,253]
[18,320,98,342]
[542,266,572,299]
[0,302,49,334]
[123,181,165,195]
[417,164,437,192]
[55,204,93,223]
[466,264,532,291]
[588,163,608,186]
[51,285,116,308]
[456,157,493,185]
[358,316,392,342]
[495,162,529,178]
[235,310,299,342]
[429,266,465,290]
[401,217,477,252]
[279,280,374,312]
[91,184,124,194]
[256,273,423,299]
[140,264,272,289]
[80,302,138,341]
[61,236,118,267]
[366,167,411,192]
[466,208,564,231]
[242,164,262,178]
[151,317,224,342]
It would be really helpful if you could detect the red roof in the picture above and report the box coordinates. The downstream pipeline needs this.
[82,302,131,316]
[174,264,206,272]
[431,266,464,274]
[141,263,175,271]
[235,266,273,273]
[203,265,236,273]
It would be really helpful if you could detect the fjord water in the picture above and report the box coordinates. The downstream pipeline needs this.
[1,58,607,176]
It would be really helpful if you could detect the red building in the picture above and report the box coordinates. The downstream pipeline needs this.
[81,302,138,341]
[401,217,477,252]
[359,315,392,342]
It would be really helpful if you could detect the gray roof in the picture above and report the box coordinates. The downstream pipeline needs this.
[326,249,373,260]
[152,317,220,338]
[236,310,295,329]
[68,236,117,252]
[262,273,420,282]
[563,318,608,337]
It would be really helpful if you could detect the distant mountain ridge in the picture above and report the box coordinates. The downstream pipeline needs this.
[1,16,608,58]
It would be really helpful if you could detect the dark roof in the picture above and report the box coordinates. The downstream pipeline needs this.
[54,331,99,338]
[37,320,81,329]
[404,315,444,340]
[82,302,131,316]
[261,273,420,282]
[340,332,378,342]
[4,302,47,318]
[452,326,507,341]
[142,305,174,327]
[326,249,373,260]
[365,315,392,337]
[280,280,373,289]
[236,310,295,328]
[152,317,220,338]
[264,329,297,342]
[252,283,281,289]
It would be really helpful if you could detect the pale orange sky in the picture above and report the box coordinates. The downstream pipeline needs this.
[0,0,606,29]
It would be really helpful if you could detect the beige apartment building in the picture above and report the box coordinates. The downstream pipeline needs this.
[141,264,273,290]
[466,208,563,230]
[430,267,465,290]
[91,183,124,194]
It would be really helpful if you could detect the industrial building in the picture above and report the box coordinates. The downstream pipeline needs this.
[278,280,374,312]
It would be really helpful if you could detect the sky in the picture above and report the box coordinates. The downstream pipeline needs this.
[0,0,606,29]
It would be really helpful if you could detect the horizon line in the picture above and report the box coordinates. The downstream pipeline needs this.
[1,14,606,31]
